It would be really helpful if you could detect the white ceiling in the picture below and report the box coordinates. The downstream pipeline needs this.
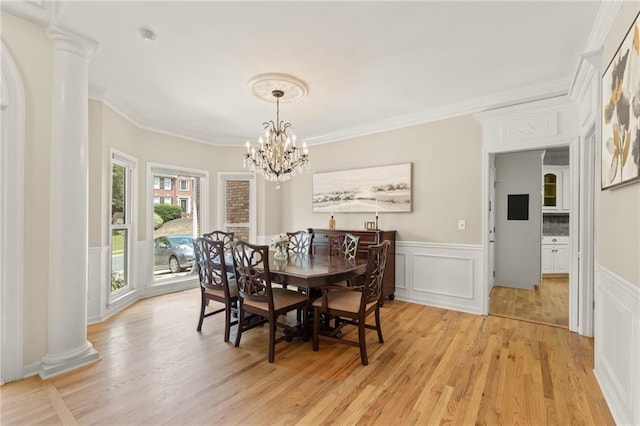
[22,1,603,145]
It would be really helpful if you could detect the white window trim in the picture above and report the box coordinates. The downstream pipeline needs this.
[179,179,189,191]
[217,172,256,243]
[109,149,138,303]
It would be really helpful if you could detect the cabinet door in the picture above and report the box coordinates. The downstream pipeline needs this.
[562,169,570,212]
[543,172,560,210]
[541,246,554,273]
[554,245,569,273]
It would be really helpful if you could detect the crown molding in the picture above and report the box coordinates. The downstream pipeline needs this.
[90,93,240,148]
[0,1,50,27]
[474,94,575,123]
[305,78,570,145]
[569,49,603,101]
[582,0,624,53]
[93,78,570,149]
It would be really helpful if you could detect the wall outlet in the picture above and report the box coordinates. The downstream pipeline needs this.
[458,219,466,230]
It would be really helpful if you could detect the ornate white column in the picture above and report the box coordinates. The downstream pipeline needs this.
[40,26,100,379]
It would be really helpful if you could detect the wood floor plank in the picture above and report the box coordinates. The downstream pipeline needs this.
[490,275,569,327]
[0,288,614,425]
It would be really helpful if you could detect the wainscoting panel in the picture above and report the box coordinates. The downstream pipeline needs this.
[394,242,483,315]
[87,247,107,324]
[395,252,407,290]
[594,264,640,426]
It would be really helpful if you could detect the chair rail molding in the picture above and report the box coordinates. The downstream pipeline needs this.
[594,264,640,426]
[0,41,26,384]
[393,241,483,315]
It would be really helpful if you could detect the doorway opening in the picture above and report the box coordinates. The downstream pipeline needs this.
[488,147,570,328]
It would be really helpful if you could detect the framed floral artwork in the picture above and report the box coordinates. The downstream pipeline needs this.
[601,12,640,190]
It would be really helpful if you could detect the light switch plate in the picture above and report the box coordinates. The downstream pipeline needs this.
[458,219,466,230]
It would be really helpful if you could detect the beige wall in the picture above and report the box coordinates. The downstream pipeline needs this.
[2,13,53,365]
[282,115,483,243]
[90,101,250,243]
[136,127,247,237]
[597,2,640,286]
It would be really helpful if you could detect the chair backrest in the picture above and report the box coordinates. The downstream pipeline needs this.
[287,230,312,254]
[231,240,274,309]
[193,237,231,296]
[203,230,234,252]
[361,240,390,305]
[328,233,359,261]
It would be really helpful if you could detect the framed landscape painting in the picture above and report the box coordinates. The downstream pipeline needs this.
[312,163,412,213]
[601,12,640,190]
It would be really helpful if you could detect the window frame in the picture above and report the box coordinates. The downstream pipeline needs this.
[217,172,256,243]
[109,150,138,303]
[148,163,208,286]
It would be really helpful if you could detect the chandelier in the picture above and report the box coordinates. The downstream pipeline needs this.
[244,75,310,189]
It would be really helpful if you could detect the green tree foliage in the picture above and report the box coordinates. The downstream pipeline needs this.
[154,204,182,222]
[112,164,125,218]
[153,212,164,230]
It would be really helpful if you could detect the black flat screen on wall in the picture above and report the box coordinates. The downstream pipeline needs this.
[507,194,529,220]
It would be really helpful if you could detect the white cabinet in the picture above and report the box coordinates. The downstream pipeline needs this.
[543,166,570,213]
[541,236,569,274]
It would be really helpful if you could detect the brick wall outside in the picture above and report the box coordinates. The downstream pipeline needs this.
[226,181,250,241]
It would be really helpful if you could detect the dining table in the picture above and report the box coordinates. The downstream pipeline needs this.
[265,251,367,290]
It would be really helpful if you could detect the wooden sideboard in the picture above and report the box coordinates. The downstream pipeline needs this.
[308,228,396,301]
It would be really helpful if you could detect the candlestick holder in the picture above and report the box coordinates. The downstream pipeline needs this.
[375,215,379,230]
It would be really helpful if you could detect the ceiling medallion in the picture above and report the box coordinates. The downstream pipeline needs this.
[247,73,308,103]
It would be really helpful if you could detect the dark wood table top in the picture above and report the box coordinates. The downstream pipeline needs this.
[266,251,367,288]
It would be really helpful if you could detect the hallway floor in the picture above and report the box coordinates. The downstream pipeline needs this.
[490,275,569,328]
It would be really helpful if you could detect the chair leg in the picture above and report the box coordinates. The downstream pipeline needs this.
[358,317,368,366]
[313,306,320,351]
[375,307,384,344]
[268,316,276,363]
[197,293,206,332]
[224,303,231,343]
[235,305,244,348]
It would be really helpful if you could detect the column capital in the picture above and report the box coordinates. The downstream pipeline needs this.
[47,25,99,59]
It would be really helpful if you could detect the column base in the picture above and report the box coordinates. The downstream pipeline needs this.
[40,341,100,379]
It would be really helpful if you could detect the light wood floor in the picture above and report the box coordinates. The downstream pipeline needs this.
[490,275,569,328]
[1,288,612,425]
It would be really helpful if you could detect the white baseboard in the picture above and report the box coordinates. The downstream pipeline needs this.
[594,264,640,426]
[394,242,484,315]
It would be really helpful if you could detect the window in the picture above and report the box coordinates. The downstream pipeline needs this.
[179,197,190,213]
[153,176,160,189]
[111,151,137,296]
[151,165,207,282]
[218,172,256,242]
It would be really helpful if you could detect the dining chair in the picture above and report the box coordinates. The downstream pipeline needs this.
[286,230,312,254]
[193,237,238,342]
[203,230,234,251]
[312,240,390,365]
[232,240,308,363]
[328,233,360,289]
[328,233,359,260]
